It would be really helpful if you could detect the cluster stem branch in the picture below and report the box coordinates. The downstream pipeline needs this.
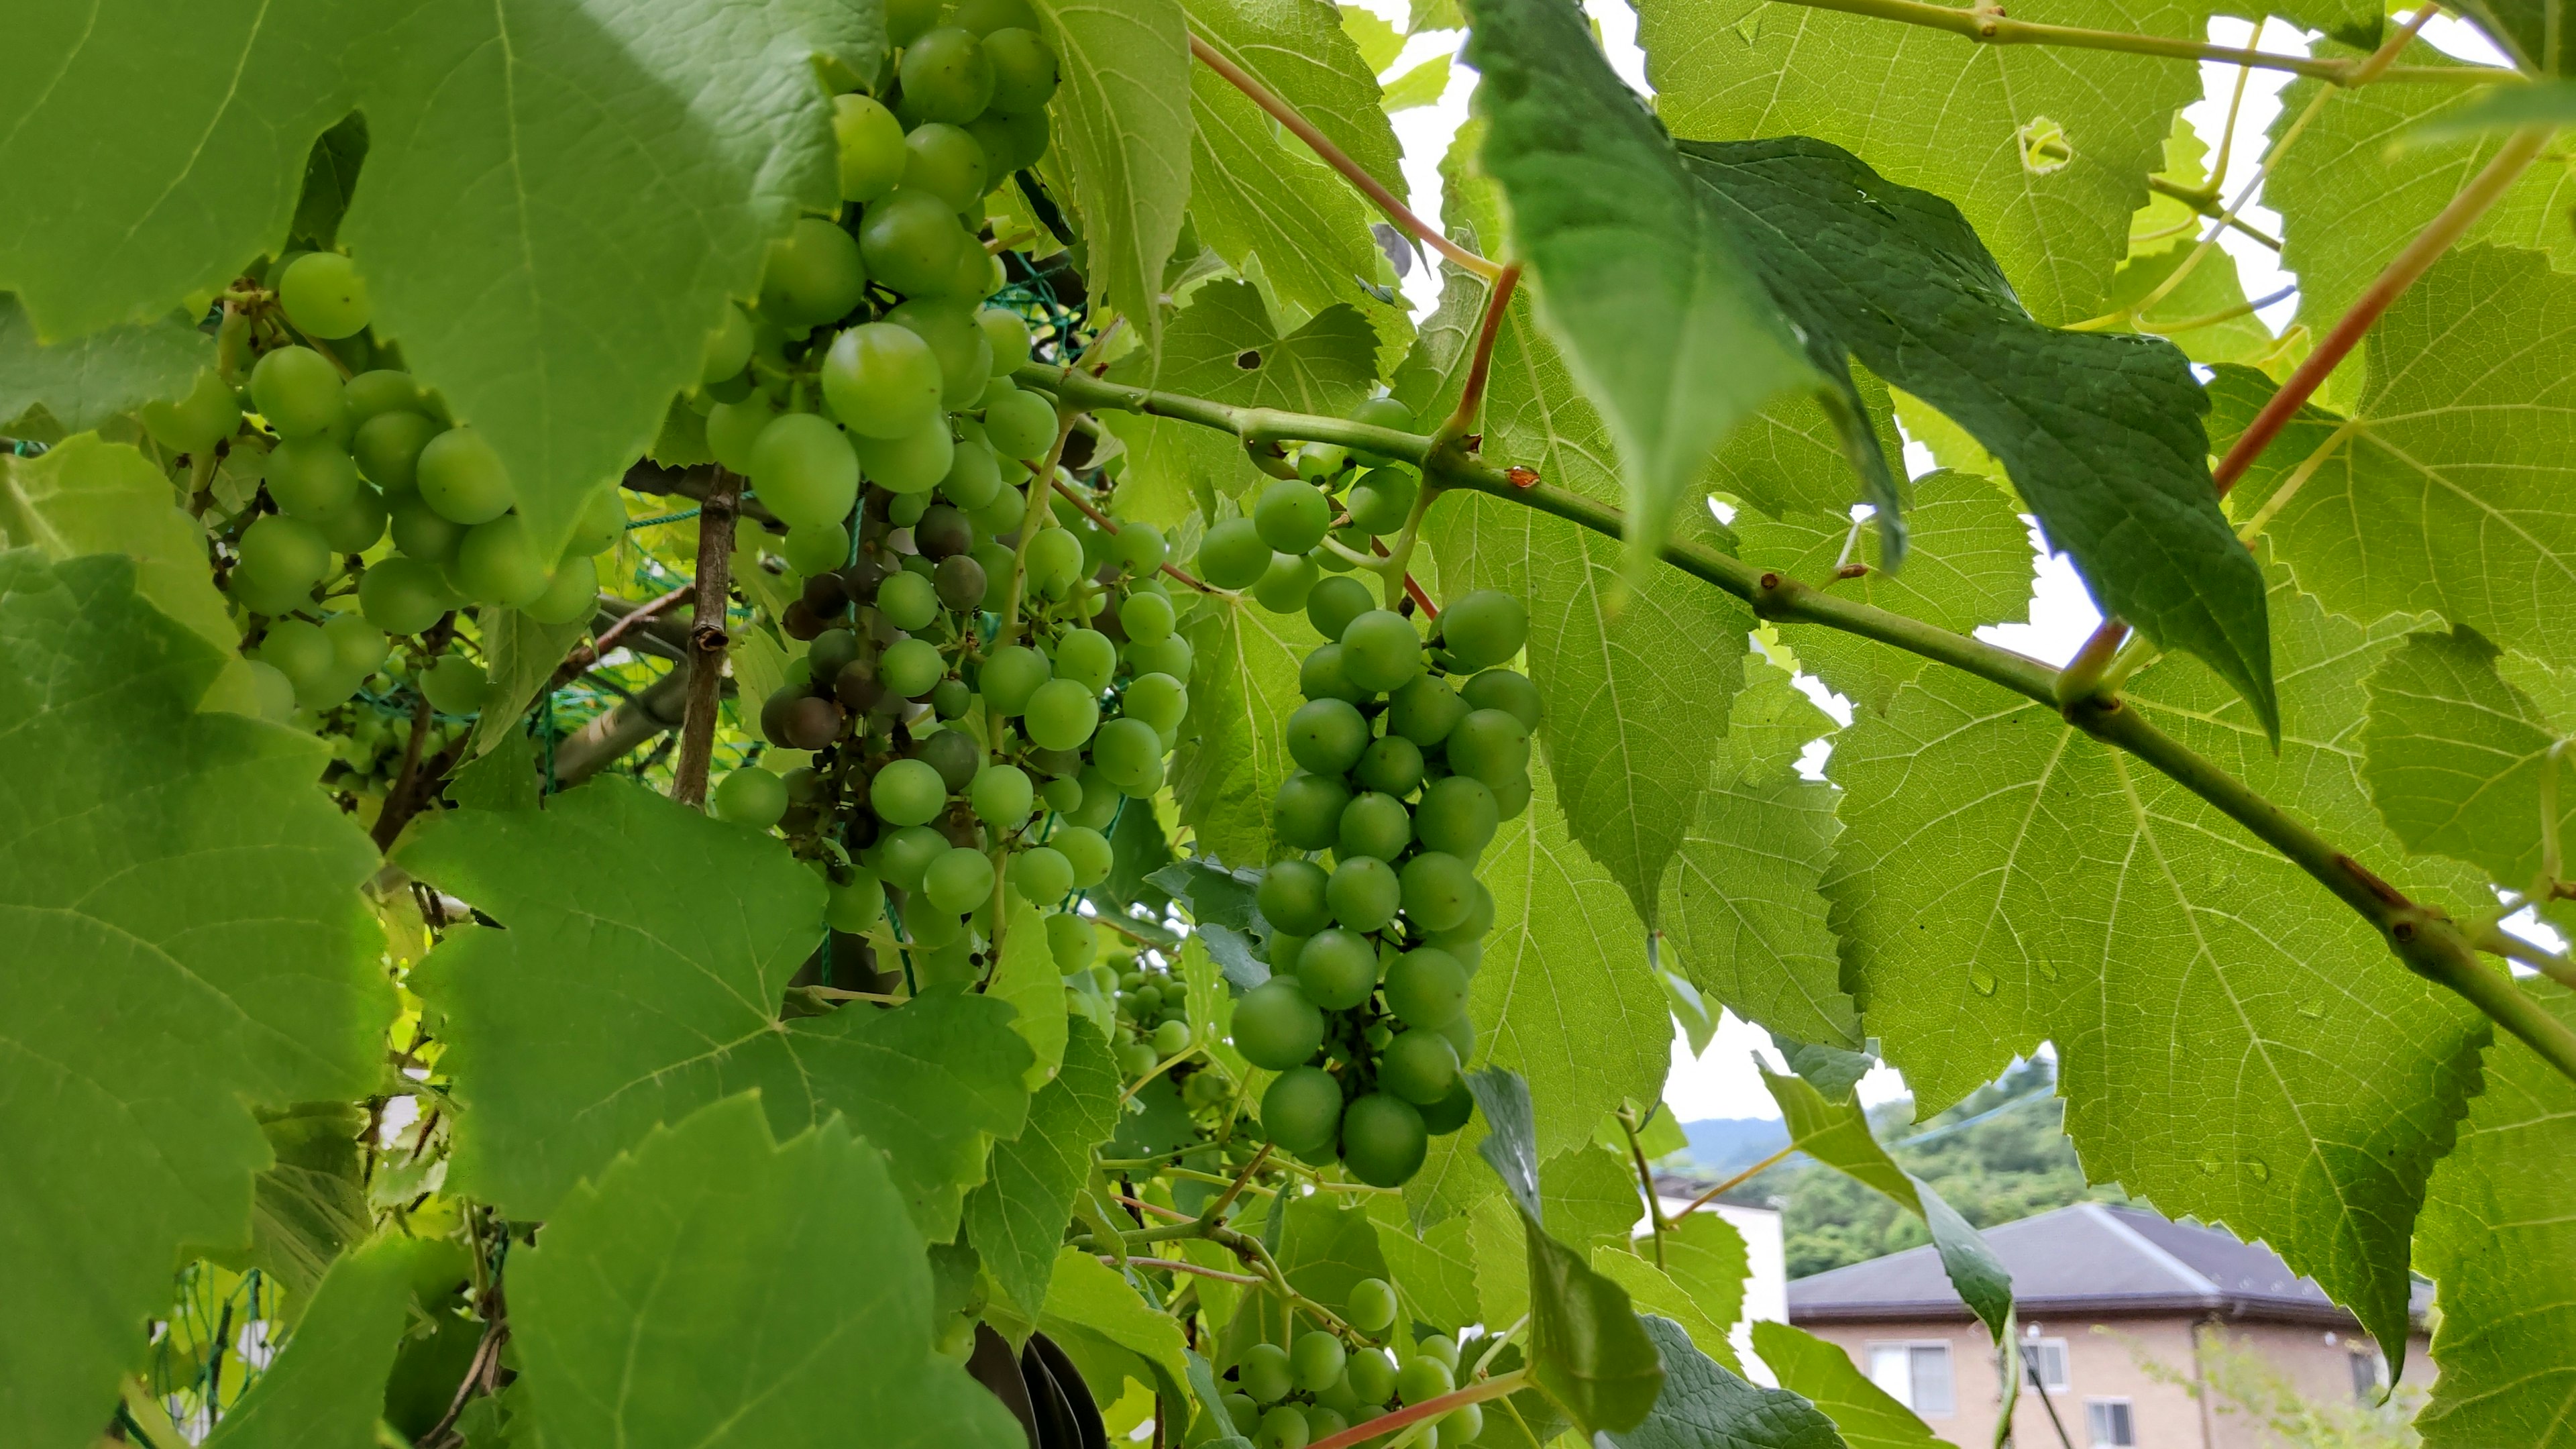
[671,470,741,807]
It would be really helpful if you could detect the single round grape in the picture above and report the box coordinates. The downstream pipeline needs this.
[140,368,243,455]
[1145,1020,1189,1057]
[1297,643,1368,705]
[706,392,782,474]
[869,757,948,826]
[1108,523,1167,579]
[1053,627,1117,692]
[280,252,372,339]
[835,93,908,202]
[1220,1393,1261,1435]
[1260,1065,1344,1159]
[1385,947,1468,1028]
[1124,632,1193,684]
[858,187,971,297]
[1285,697,1368,775]
[1123,671,1188,733]
[1009,845,1073,904]
[1234,978,1326,1071]
[1252,551,1320,614]
[250,347,347,439]
[881,636,945,697]
[1396,1356,1455,1407]
[237,513,333,592]
[1256,859,1333,935]
[751,413,861,529]
[1336,791,1412,862]
[978,644,1051,714]
[778,695,846,749]
[320,614,383,677]
[1055,824,1113,886]
[1444,708,1531,788]
[1346,396,1417,468]
[759,218,869,329]
[352,410,441,493]
[983,386,1059,461]
[856,416,955,494]
[1462,667,1542,731]
[1307,1407,1349,1440]
[419,654,488,714]
[524,554,600,626]
[1346,1281,1399,1337]
[900,123,991,213]
[938,239,1002,303]
[315,482,388,555]
[1254,478,1333,554]
[257,619,337,696]
[1419,1079,1475,1136]
[981,26,1061,115]
[874,824,949,892]
[931,676,975,718]
[877,569,940,630]
[1239,1342,1297,1406]
[388,494,466,572]
[811,629,865,687]
[828,867,888,932]
[343,370,435,425]
[1355,735,1424,797]
[1093,717,1165,795]
[1296,441,1348,482]
[1326,856,1400,932]
[783,521,849,576]
[556,486,625,559]
[1024,527,1085,598]
[1399,851,1476,932]
[358,557,450,635]
[1195,517,1271,590]
[1273,771,1352,852]
[1120,592,1177,648]
[712,767,789,826]
[1441,1403,1486,1445]
[1343,466,1418,534]
[1023,677,1100,750]
[885,298,994,408]
[1417,1335,1461,1371]
[969,103,1051,173]
[924,847,996,912]
[1415,775,1499,859]
[1340,610,1423,694]
[417,427,515,525]
[976,310,1033,378]
[901,27,996,123]
[700,304,755,386]
[1294,928,1376,1010]
[1069,767,1123,831]
[1440,588,1529,671]
[1267,933,1309,976]
[1289,1332,1348,1397]
[453,515,550,607]
[1301,576,1373,645]
[938,434,1004,508]
[266,437,360,519]
[969,765,1033,826]
[1388,674,1468,746]
[1340,1093,1428,1187]
[933,553,985,611]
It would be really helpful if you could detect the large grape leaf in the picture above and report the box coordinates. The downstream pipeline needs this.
[513,1094,1024,1449]
[1035,0,1194,356]
[2416,983,2576,1449]
[1461,0,1823,574]
[2363,625,2573,895]
[0,551,392,1449]
[1593,1212,1752,1369]
[0,436,242,663]
[1677,138,2274,738]
[0,297,209,437]
[964,1022,1124,1320]
[397,779,1032,1238]
[1823,562,2489,1362]
[1639,0,2204,327]
[1752,1322,1945,1449]
[1609,1316,1849,1449]
[1173,586,1328,867]
[201,1236,423,1449]
[2267,44,2576,332]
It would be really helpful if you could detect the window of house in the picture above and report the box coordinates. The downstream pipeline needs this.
[2350,1352,2385,1403]
[2019,1338,2071,1393]
[2086,1398,2137,1448]
[1867,1342,1955,1417]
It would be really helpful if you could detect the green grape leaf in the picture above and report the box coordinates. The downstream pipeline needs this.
[1461,0,1823,576]
[1609,1316,1848,1449]
[1678,139,2273,737]
[1383,55,1453,110]
[2417,982,2576,1449]
[0,435,243,664]
[1546,1143,1651,1249]
[2103,240,2278,370]
[1708,371,1909,527]
[1035,0,1194,358]
[2213,250,2576,668]
[2363,625,2573,892]
[1041,1248,1195,1405]
[1593,1214,1751,1371]
[0,551,392,1449]
[202,1235,423,1449]
[1752,1322,1944,1449]
[1641,0,2204,327]
[513,1094,1024,1449]
[1174,586,1328,867]
[227,1102,372,1308]
[1823,561,2489,1365]
[2267,44,2576,334]
[466,608,588,758]
[447,727,541,812]
[1342,4,1407,68]
[1737,470,2035,718]
[965,1022,1124,1320]
[289,113,370,249]
[2451,0,2575,74]
[1771,1032,1875,1103]
[397,778,1032,1237]
[2407,76,2576,144]
[1367,1195,1485,1327]
[0,297,209,436]
[991,899,1073,1087]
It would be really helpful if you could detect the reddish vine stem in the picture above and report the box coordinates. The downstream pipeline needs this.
[1444,262,1524,443]
[1306,1369,1536,1449]
[671,470,743,807]
[1049,476,1225,594]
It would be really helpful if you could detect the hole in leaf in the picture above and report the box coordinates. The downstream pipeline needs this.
[2017,117,2073,176]
[1235,350,1262,370]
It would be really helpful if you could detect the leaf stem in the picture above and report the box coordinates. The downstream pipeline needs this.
[1307,1369,1536,1449]
[1674,1144,1799,1218]
[2142,176,2283,250]
[1049,476,1225,593]
[1615,1105,1670,1269]
[1442,262,1524,443]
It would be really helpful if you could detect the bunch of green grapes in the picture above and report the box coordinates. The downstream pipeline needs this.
[1184,395,1424,611]
[1218,1285,1491,1448]
[1217,580,1536,1189]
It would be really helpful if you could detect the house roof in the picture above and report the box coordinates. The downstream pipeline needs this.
[1785,1202,2430,1330]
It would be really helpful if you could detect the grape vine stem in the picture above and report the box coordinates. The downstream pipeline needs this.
[1014,362,2576,1087]
[670,470,741,807]
[1306,1369,1536,1449]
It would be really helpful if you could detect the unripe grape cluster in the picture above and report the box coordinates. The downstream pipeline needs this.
[1221,1289,1493,1448]
[1187,396,1424,610]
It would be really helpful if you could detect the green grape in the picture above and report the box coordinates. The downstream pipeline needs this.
[1150,1018,1191,1055]
[417,427,515,525]
[924,847,996,912]
[1039,775,1083,813]
[955,0,1040,31]
[315,484,388,553]
[900,28,996,123]
[1272,771,1351,851]
[809,628,863,686]
[1444,708,1530,788]
[451,515,549,606]
[1298,643,1368,705]
[749,412,861,528]
[1339,609,1423,694]
[1092,717,1164,795]
[1293,928,1375,1010]
[1387,673,1468,745]
[856,415,955,494]
[1195,517,1271,589]
[1251,551,1320,613]
[1254,478,1333,554]
[1008,845,1072,904]
[1419,1080,1474,1134]
[1440,588,1529,670]
[562,486,627,557]
[700,303,755,386]
[1399,851,1475,932]
[982,27,1060,113]
[706,392,782,474]
[828,868,888,932]
[1417,1336,1460,1371]
[890,492,933,528]
[1440,1404,1485,1445]
[1124,632,1193,684]
[1054,824,1112,886]
[1107,523,1166,578]
[977,643,1051,713]
[1022,526,1083,597]
[140,368,243,454]
[1381,1028,1461,1106]
[1116,596,1177,653]
[1340,1094,1427,1187]
[1267,934,1309,976]
[1307,1407,1348,1440]
[279,252,371,339]
[969,102,1051,172]
[1256,859,1332,934]
[1256,1405,1309,1449]
[266,436,360,519]
[971,490,1026,542]
[1326,857,1399,932]
[900,122,991,211]
[1346,396,1417,468]
[937,239,1001,303]
[857,187,970,297]
[712,767,789,827]
[784,521,850,575]
[877,570,938,631]
[250,346,347,439]
[909,906,966,949]
[930,675,975,717]
[343,370,435,425]
[1238,1342,1296,1405]
[939,433,1004,508]
[1344,467,1418,535]
[976,308,1032,374]
[933,554,985,611]
[835,93,908,201]
[983,385,1058,460]
[870,757,949,826]
[881,636,945,697]
[873,824,949,891]
[1414,775,1499,859]
[359,556,451,635]
[885,299,994,408]
[1354,735,1424,796]
[1336,791,1412,862]
[1285,698,1368,774]
[352,410,441,492]
[236,512,331,592]
[1053,627,1117,691]
[256,619,336,696]
[1396,1355,1454,1407]
[1023,677,1099,750]
[419,654,488,714]
[759,217,869,329]
[887,0,943,44]
[324,613,387,676]
[1291,1332,1347,1394]
[961,764,1030,828]
[1235,978,1327,1071]
[1260,1065,1343,1159]
[1384,948,1467,1028]
[523,554,599,626]
[1122,671,1187,733]
[388,492,466,568]
[1304,575,1373,643]
[1462,667,1542,731]
[1346,1281,1399,1336]
[1295,441,1348,482]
